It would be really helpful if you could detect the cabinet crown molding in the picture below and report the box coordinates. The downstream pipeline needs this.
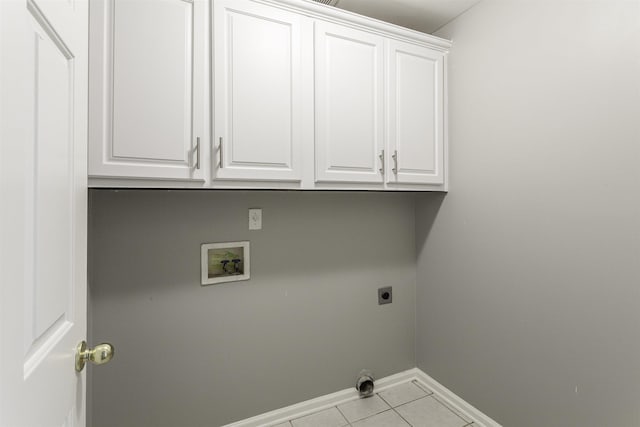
[252,0,452,51]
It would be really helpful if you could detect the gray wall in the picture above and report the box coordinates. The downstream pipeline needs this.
[89,190,417,427]
[417,1,640,426]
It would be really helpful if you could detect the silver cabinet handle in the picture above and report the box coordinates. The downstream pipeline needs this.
[379,150,384,175]
[219,137,224,168]
[195,137,201,170]
[392,150,398,174]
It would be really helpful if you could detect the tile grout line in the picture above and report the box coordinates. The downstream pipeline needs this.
[390,406,413,426]
[391,395,436,427]
[334,404,351,426]
[347,406,414,427]
[339,394,392,425]
[411,379,434,396]
[386,393,433,410]
[376,392,400,410]
[377,391,392,408]
[376,381,434,409]
[393,394,472,427]
[424,394,470,425]
[348,408,393,425]
[411,379,475,425]
[431,394,473,424]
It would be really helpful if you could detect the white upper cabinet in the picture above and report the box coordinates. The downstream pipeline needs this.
[315,22,384,184]
[88,0,451,190]
[89,0,206,181]
[387,40,445,186]
[212,0,305,182]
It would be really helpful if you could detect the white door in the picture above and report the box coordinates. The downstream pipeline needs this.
[387,40,444,185]
[1,0,89,425]
[88,0,207,182]
[213,0,304,182]
[315,21,385,184]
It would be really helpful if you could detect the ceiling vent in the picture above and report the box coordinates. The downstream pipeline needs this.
[311,0,339,6]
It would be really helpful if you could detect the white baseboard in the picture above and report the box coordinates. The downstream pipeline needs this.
[223,368,501,427]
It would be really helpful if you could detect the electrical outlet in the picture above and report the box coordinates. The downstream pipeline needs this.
[378,287,392,305]
[249,208,262,230]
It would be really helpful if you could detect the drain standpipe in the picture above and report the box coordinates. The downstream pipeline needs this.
[355,370,375,397]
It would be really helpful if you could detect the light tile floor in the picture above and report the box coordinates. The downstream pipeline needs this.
[272,381,476,427]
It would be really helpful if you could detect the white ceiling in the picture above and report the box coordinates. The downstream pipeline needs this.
[334,0,482,34]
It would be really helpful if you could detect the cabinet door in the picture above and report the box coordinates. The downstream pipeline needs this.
[213,0,304,182]
[89,0,206,181]
[315,21,385,184]
[387,40,444,185]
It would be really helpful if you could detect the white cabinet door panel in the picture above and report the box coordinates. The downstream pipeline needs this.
[315,22,384,184]
[89,0,205,181]
[387,40,444,185]
[111,0,192,161]
[213,0,303,181]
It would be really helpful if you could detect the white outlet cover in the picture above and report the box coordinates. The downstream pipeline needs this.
[249,208,262,230]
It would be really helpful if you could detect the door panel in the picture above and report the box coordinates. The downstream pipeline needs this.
[214,0,303,181]
[387,40,444,185]
[0,0,88,425]
[28,18,74,356]
[315,22,384,184]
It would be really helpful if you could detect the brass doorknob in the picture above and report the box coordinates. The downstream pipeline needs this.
[75,340,114,372]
